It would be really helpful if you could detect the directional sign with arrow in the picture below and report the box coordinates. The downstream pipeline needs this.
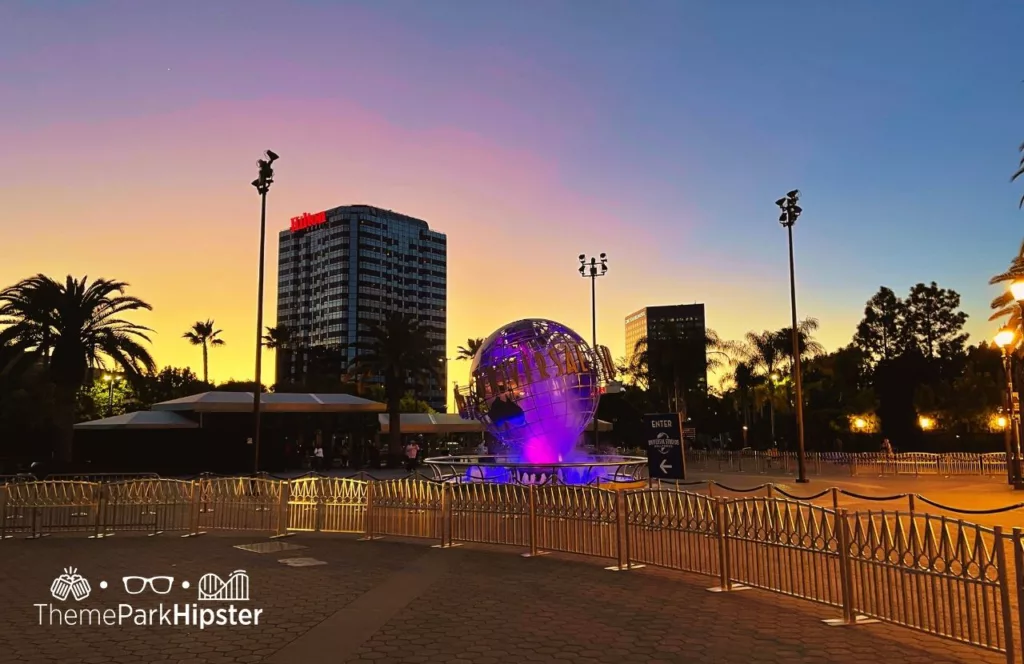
[642,414,685,480]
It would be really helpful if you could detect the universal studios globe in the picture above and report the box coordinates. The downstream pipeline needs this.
[454,318,615,464]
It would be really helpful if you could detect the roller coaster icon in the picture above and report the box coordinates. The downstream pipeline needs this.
[197,570,250,602]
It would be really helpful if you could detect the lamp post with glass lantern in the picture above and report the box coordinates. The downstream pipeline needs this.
[251,150,279,473]
[995,327,1021,487]
[579,253,608,449]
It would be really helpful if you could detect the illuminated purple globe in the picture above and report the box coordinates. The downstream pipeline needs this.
[454,319,614,464]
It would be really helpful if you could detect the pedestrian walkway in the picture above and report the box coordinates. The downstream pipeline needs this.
[0,533,1001,663]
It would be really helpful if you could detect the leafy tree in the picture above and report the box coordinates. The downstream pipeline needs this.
[132,366,209,408]
[214,380,267,393]
[0,275,155,462]
[854,287,906,366]
[902,282,968,363]
[77,374,132,421]
[456,338,484,361]
[348,313,442,461]
[183,319,225,384]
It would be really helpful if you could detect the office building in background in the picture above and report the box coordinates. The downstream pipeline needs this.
[624,303,708,395]
[276,205,447,410]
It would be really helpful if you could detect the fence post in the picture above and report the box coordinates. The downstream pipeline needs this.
[850,456,857,477]
[907,494,916,515]
[182,479,203,538]
[708,498,733,592]
[521,485,546,558]
[707,481,714,498]
[359,480,380,541]
[1014,528,1024,662]
[272,481,293,539]
[766,484,774,499]
[831,487,839,512]
[994,526,1015,664]
[91,484,107,539]
[0,485,8,540]
[835,509,855,624]
[432,482,459,549]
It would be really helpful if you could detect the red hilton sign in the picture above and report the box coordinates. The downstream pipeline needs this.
[290,211,327,232]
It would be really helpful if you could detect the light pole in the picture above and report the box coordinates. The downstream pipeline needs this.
[251,150,279,473]
[776,190,809,483]
[579,253,608,449]
[768,371,780,445]
[102,373,119,416]
[995,327,1022,488]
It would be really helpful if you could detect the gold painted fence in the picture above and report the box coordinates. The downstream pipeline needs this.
[0,477,1020,661]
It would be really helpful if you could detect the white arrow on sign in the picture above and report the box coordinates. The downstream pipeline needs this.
[660,459,672,474]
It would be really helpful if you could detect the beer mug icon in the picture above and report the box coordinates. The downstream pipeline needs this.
[51,567,91,601]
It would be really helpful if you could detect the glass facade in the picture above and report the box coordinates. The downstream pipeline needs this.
[276,205,447,409]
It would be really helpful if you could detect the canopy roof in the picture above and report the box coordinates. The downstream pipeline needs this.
[151,391,385,414]
[378,413,613,435]
[74,411,199,431]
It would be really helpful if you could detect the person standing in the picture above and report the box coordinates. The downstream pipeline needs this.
[404,440,421,473]
[313,442,325,472]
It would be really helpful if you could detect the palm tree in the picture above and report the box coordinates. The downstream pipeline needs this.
[632,323,727,416]
[456,337,484,361]
[348,313,442,462]
[0,275,155,462]
[262,325,291,350]
[775,317,825,373]
[741,329,785,378]
[183,319,225,384]
[989,239,1024,335]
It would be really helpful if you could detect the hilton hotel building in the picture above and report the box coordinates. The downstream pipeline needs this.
[276,205,447,410]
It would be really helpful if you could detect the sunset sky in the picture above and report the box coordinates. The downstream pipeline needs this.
[2,1,1023,404]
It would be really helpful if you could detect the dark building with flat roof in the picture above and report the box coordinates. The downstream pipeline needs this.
[625,303,708,396]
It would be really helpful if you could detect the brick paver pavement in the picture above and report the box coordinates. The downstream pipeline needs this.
[0,533,1003,663]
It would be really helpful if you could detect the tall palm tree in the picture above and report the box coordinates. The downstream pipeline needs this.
[348,313,442,461]
[741,329,785,378]
[0,275,155,462]
[183,319,225,384]
[775,317,825,373]
[456,337,484,361]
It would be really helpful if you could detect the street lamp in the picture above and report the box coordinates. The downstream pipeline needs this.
[102,373,120,416]
[776,190,808,483]
[918,415,934,431]
[251,149,279,473]
[994,327,1022,487]
[579,253,608,448]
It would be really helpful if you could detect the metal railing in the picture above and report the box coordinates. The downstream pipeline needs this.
[686,450,1009,478]
[1,476,1021,661]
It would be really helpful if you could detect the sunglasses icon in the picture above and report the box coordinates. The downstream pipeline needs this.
[122,576,175,595]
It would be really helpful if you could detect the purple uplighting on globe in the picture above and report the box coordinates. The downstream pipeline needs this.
[454,319,613,465]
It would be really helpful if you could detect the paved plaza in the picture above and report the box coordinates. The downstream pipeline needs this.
[687,468,1024,528]
[0,531,1001,663]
